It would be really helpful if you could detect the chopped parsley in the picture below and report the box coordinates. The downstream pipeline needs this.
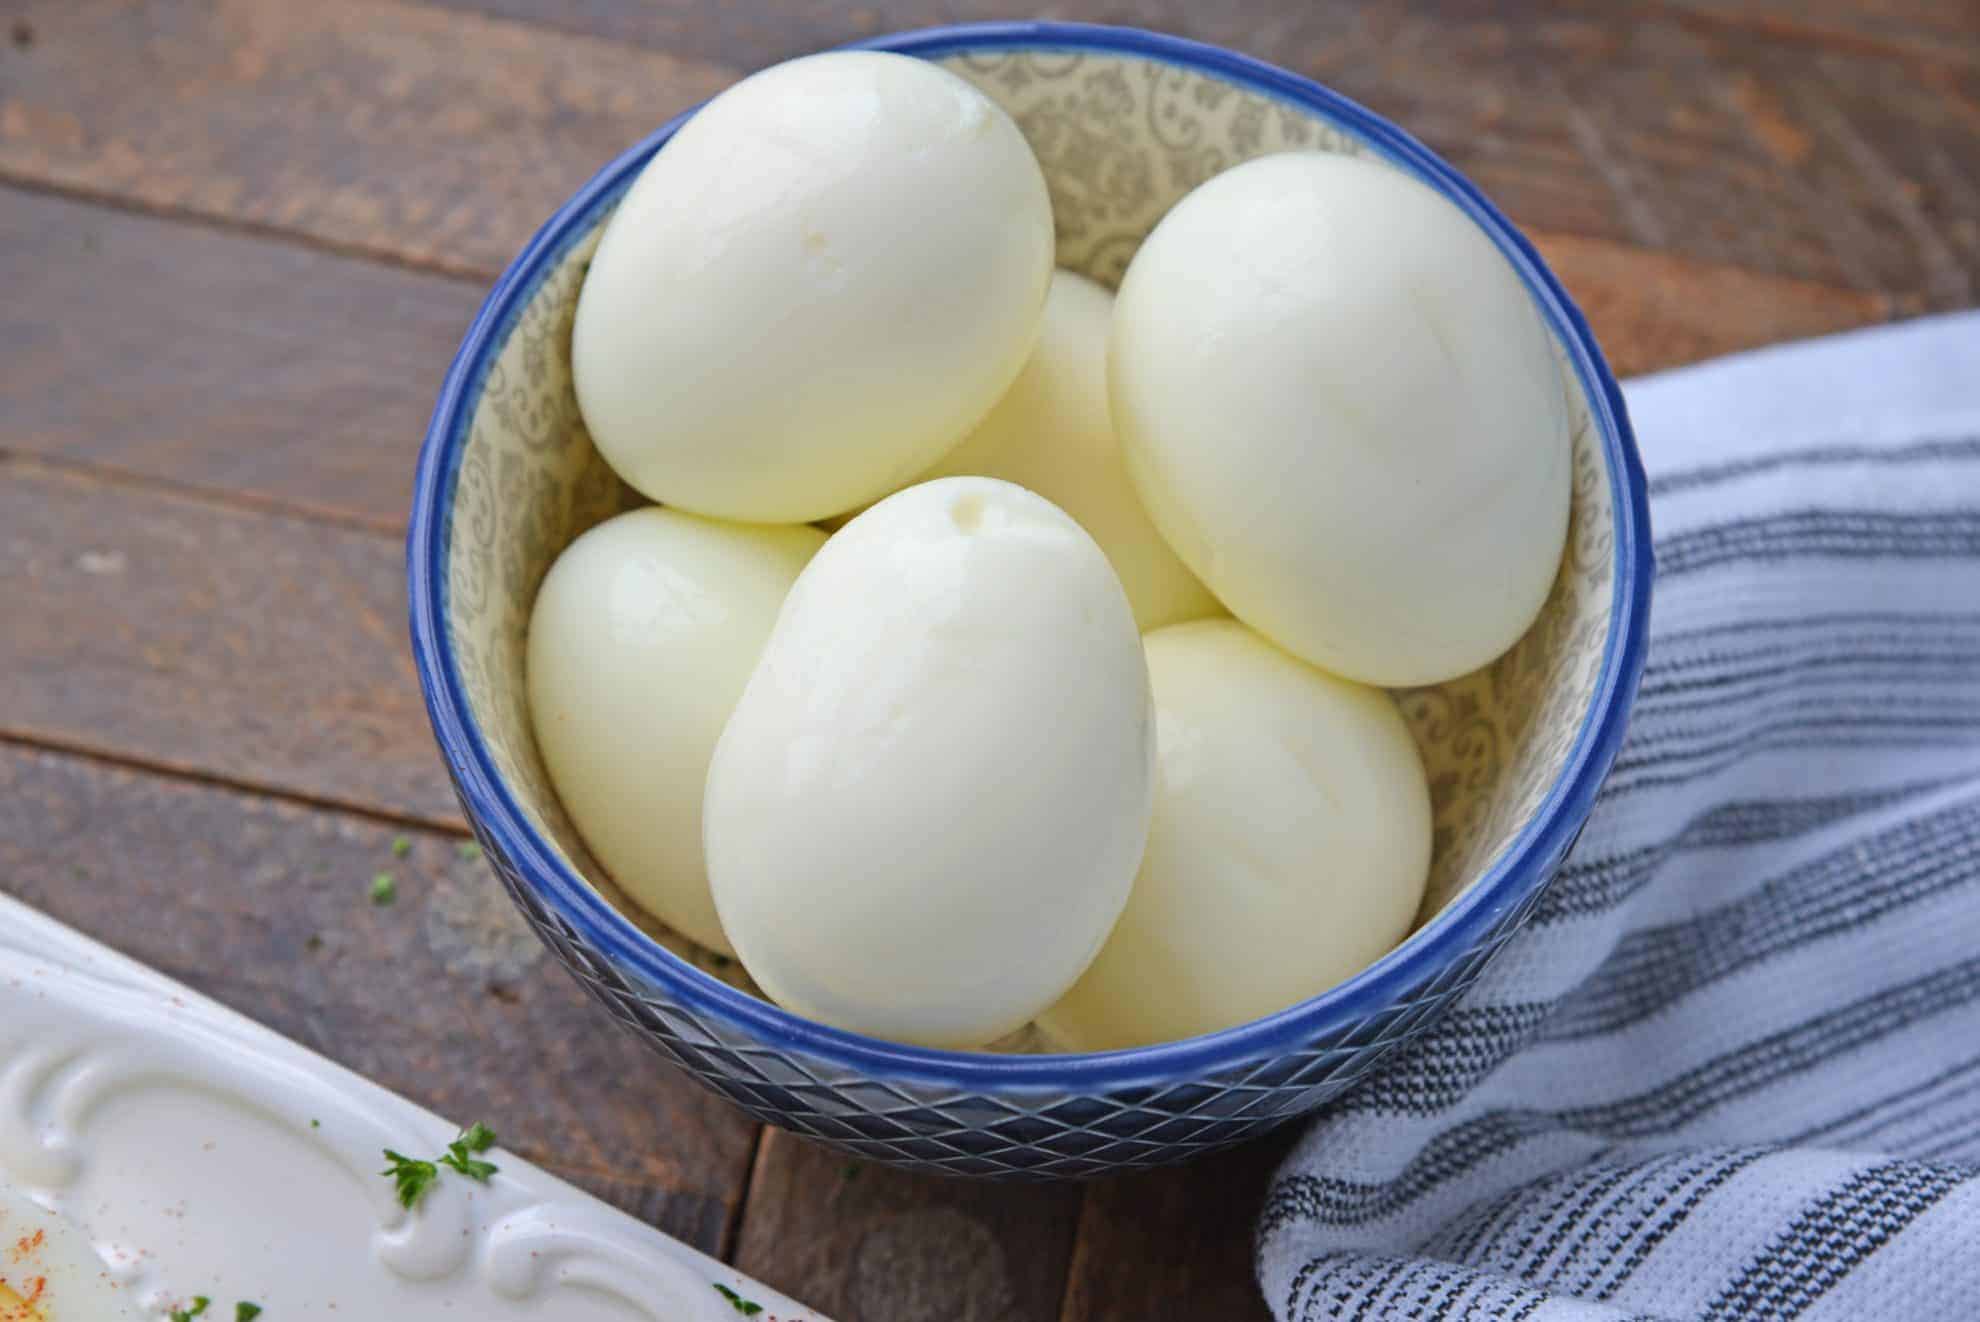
[368,872,397,905]
[168,1295,264,1322]
[390,835,412,858]
[455,840,482,862]
[713,1284,763,1317]
[381,1149,439,1209]
[438,1121,499,1183]
[381,1123,500,1209]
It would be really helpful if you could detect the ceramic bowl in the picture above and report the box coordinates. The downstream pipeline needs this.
[408,21,1652,1178]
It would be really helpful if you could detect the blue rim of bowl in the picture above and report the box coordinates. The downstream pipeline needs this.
[408,20,1653,1094]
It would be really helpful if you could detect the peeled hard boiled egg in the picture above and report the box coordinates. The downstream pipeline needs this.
[572,51,1054,523]
[916,270,1221,631]
[528,508,826,954]
[704,477,1156,1048]
[1039,619,1431,1052]
[1111,151,1571,687]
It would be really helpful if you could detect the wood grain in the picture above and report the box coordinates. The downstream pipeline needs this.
[0,140,1887,538]
[1532,232,1888,378]
[417,0,1980,303]
[0,185,478,529]
[0,0,733,278]
[1060,1133,1299,1322]
[0,457,455,825]
[1661,0,1980,65]
[0,739,759,1255]
[430,0,1980,71]
[731,1128,1083,1322]
[4,0,1975,305]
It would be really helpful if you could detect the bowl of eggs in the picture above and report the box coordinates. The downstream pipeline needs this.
[408,20,1651,1178]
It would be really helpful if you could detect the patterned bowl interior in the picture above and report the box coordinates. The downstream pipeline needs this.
[428,36,1633,1174]
[445,45,1616,1013]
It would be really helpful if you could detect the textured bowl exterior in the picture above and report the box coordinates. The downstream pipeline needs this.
[410,22,1651,1179]
[469,804,1580,1176]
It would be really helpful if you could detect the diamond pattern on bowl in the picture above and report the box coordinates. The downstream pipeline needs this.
[469,818,1550,1177]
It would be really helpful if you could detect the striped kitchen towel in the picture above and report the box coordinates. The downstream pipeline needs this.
[1257,310,1980,1321]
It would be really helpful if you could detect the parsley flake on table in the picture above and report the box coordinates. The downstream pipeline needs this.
[169,1296,210,1322]
[391,835,412,858]
[236,1305,263,1321]
[455,841,482,862]
[368,871,397,905]
[713,1283,764,1316]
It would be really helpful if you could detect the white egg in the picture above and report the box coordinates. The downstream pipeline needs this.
[704,477,1155,1048]
[0,1183,136,1319]
[1039,619,1431,1052]
[572,51,1054,524]
[528,508,826,954]
[1111,151,1571,687]
[913,270,1221,631]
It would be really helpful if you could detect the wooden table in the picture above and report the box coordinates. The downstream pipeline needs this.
[3,2,1975,1317]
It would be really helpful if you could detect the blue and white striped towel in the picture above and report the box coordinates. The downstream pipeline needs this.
[1257,311,1980,1321]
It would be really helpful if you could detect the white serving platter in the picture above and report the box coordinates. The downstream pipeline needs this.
[0,894,823,1321]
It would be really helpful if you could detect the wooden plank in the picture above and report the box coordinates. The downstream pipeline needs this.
[0,740,760,1255]
[0,185,479,530]
[428,0,1980,70]
[0,0,735,279]
[0,457,456,825]
[1058,1133,1297,1322]
[1,182,1884,545]
[731,1128,1083,1322]
[1662,0,1980,65]
[417,0,839,71]
[1534,231,1888,379]
[3,0,1974,303]
[405,0,1980,303]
